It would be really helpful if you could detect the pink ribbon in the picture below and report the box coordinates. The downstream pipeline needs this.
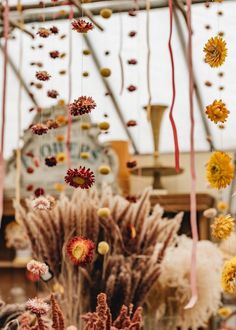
[0,1,9,227]
[168,0,180,173]
[184,0,198,309]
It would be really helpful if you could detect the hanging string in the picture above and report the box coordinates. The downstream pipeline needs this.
[66,6,74,168]
[119,12,125,95]
[146,0,152,120]
[168,0,180,173]
[0,0,9,227]
[184,0,198,310]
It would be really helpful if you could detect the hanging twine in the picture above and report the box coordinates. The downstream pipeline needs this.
[146,0,152,120]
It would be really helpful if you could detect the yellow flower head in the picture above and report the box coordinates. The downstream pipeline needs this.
[56,134,65,142]
[211,214,234,240]
[206,151,234,189]
[56,115,67,126]
[204,36,227,68]
[57,99,66,107]
[217,307,232,318]
[205,100,229,124]
[221,256,236,294]
[56,152,66,163]
[217,200,229,212]
[54,183,65,193]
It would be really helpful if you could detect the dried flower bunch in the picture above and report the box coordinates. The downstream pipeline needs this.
[81,293,143,330]
[18,186,182,326]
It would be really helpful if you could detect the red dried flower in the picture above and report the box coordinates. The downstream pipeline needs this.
[69,96,96,116]
[50,26,59,34]
[27,184,34,191]
[71,19,94,33]
[31,123,48,135]
[127,85,137,92]
[129,31,137,37]
[126,195,138,203]
[27,167,34,174]
[126,160,137,168]
[26,298,50,316]
[65,167,95,189]
[45,156,57,167]
[127,120,137,127]
[37,27,51,38]
[46,120,59,129]
[34,187,45,197]
[128,9,137,17]
[128,59,137,65]
[49,50,60,59]
[47,89,59,98]
[66,236,95,266]
[36,71,51,81]
[26,151,34,158]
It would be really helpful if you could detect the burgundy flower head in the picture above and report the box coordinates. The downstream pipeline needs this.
[45,156,57,167]
[35,71,51,81]
[126,160,137,168]
[129,31,137,37]
[47,89,59,98]
[127,85,137,92]
[126,195,138,203]
[128,9,137,17]
[65,167,95,189]
[71,19,94,33]
[37,27,51,38]
[69,96,96,116]
[127,120,137,127]
[128,59,137,65]
[34,187,45,197]
[49,50,60,59]
[31,123,48,135]
[50,26,59,34]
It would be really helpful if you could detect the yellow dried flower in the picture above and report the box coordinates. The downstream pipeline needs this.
[100,68,111,77]
[98,241,110,255]
[80,122,91,130]
[221,256,236,294]
[56,115,67,125]
[99,165,111,175]
[211,214,234,240]
[57,99,66,107]
[205,100,229,124]
[98,122,110,131]
[56,134,65,142]
[54,183,65,193]
[97,207,110,218]
[217,201,229,212]
[100,8,112,19]
[52,282,64,294]
[204,36,227,68]
[83,49,91,56]
[80,152,90,160]
[56,152,66,163]
[206,151,234,189]
[217,307,232,318]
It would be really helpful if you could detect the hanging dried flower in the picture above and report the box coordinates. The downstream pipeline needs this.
[127,120,137,127]
[56,152,66,163]
[56,134,65,142]
[221,256,236,294]
[205,81,212,87]
[37,27,51,38]
[126,195,138,203]
[211,214,234,240]
[127,85,137,92]
[31,123,48,135]
[71,19,94,33]
[80,122,91,130]
[126,160,137,168]
[128,9,137,16]
[83,49,91,55]
[56,115,67,125]
[217,307,232,318]
[128,58,137,65]
[27,259,49,276]
[205,100,229,124]
[203,36,227,68]
[59,69,66,75]
[80,152,90,159]
[50,25,59,34]
[100,8,112,19]
[82,71,89,77]
[129,31,137,37]
[26,298,50,316]
[98,122,110,131]
[36,71,51,81]
[45,156,57,167]
[47,89,59,99]
[100,67,111,77]
[98,165,111,175]
[65,167,95,189]
[54,183,65,192]
[97,207,111,218]
[49,50,60,59]
[206,151,234,189]
[32,196,51,210]
[217,200,229,212]
[69,96,96,116]
[27,167,34,174]
[35,82,43,89]
[66,236,95,266]
[34,187,45,197]
[97,241,110,255]
[46,119,59,129]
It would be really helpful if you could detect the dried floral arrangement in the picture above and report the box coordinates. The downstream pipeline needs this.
[17,186,182,327]
[145,235,222,330]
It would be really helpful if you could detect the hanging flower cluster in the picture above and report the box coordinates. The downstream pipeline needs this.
[206,151,234,189]
[66,236,95,266]
[205,99,229,124]
[211,214,234,240]
[221,256,236,294]
[71,19,94,33]
[69,96,96,116]
[27,259,49,276]
[203,36,227,67]
[65,167,95,189]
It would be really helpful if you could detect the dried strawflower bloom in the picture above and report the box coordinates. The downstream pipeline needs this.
[65,167,95,189]
[54,182,65,192]
[35,82,43,89]
[127,85,137,92]
[46,119,59,129]
[80,152,90,159]
[217,201,229,212]
[128,9,137,16]
[47,89,59,98]
[66,236,95,266]
[49,50,60,59]
[45,156,57,167]
[32,196,51,210]
[100,67,111,77]
[206,151,234,189]
[36,70,51,81]
[97,207,111,218]
[129,31,137,37]
[211,214,234,240]
[98,165,111,175]
[98,122,110,130]
[127,120,137,127]
[59,70,66,75]
[50,25,59,34]
[27,167,34,174]
[34,187,45,197]
[56,134,65,142]
[56,115,67,125]
[217,307,232,318]
[27,259,49,276]
[128,58,137,65]
[126,160,137,168]
[100,8,112,19]
[204,36,227,68]
[205,81,212,87]
[82,71,89,77]
[83,49,91,55]
[31,123,48,135]
[218,71,224,77]
[26,298,50,315]
[37,27,51,38]
[80,122,91,130]
[221,256,236,294]
[71,19,94,33]
[56,152,66,163]
[203,208,217,218]
[205,100,229,124]
[69,96,96,116]
[98,241,110,255]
